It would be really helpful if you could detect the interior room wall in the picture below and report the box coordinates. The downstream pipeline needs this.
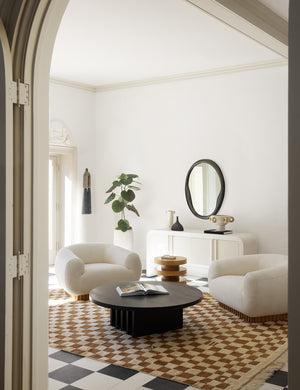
[49,83,98,243]
[95,65,288,267]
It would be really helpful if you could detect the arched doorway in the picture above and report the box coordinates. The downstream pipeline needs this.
[0,1,68,388]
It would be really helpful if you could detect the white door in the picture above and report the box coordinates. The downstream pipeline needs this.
[49,148,76,265]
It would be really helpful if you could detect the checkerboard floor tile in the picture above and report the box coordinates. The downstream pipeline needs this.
[48,346,288,389]
[48,348,198,390]
[49,270,287,390]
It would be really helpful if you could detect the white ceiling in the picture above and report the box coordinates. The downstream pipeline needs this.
[50,0,288,88]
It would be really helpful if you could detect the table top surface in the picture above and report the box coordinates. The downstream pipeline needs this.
[89,281,203,311]
[154,256,187,265]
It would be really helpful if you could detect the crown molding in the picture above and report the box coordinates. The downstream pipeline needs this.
[50,59,287,93]
[187,0,288,58]
[50,77,96,92]
[95,59,287,92]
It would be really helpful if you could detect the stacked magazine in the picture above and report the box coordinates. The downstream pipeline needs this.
[116,282,169,297]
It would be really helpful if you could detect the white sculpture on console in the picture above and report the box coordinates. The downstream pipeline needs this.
[209,215,234,231]
[166,210,176,230]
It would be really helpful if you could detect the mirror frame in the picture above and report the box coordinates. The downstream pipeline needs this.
[185,159,225,220]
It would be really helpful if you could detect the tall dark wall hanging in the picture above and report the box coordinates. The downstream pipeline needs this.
[82,168,91,214]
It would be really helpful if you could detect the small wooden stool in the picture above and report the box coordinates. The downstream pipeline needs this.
[154,255,187,284]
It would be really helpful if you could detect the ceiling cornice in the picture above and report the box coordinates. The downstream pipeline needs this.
[50,58,288,93]
[186,0,288,58]
[50,78,96,92]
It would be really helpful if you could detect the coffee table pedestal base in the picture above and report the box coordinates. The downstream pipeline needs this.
[110,307,183,337]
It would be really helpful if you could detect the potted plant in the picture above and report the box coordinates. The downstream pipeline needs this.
[104,173,140,249]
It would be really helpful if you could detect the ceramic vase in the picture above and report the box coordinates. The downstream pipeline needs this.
[209,215,234,231]
[171,216,184,231]
[113,227,134,250]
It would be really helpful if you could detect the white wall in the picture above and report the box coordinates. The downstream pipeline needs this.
[95,66,288,266]
[49,83,98,243]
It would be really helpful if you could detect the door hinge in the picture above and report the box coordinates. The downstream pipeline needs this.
[9,79,30,107]
[8,252,30,279]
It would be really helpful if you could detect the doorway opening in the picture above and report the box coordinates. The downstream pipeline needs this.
[48,145,77,265]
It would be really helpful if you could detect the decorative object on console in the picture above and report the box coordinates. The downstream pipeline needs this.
[208,214,234,232]
[185,159,225,219]
[171,216,184,231]
[104,173,140,243]
[204,229,232,235]
[166,210,175,229]
[82,168,91,214]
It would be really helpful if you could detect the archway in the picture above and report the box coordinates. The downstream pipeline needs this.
[0,1,68,388]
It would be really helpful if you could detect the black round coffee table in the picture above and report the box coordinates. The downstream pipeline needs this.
[89,281,203,337]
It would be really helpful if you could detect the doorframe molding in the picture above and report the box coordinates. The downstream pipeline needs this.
[0,18,14,390]
[187,0,288,57]
[28,2,69,388]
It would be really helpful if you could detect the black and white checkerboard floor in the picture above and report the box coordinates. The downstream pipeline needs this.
[48,347,288,390]
[48,271,288,390]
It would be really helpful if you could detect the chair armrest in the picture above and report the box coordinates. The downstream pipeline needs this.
[243,264,288,315]
[55,248,85,291]
[105,245,142,272]
[245,264,287,291]
[208,255,260,282]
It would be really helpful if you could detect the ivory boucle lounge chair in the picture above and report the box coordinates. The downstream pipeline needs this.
[55,243,142,300]
[208,253,288,322]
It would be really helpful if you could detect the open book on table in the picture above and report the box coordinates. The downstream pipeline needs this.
[116,282,169,297]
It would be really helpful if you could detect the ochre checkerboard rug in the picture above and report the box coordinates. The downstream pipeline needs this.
[49,288,287,390]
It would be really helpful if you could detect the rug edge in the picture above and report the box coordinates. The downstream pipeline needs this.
[236,346,288,390]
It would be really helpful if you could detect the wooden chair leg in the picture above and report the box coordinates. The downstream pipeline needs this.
[67,292,90,301]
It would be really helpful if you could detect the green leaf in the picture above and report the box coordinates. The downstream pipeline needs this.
[105,180,121,193]
[106,184,117,193]
[118,219,130,232]
[112,200,125,213]
[104,192,115,204]
[128,185,140,191]
[119,173,127,180]
[126,204,140,217]
[121,189,135,202]
[127,174,139,179]
[120,177,133,185]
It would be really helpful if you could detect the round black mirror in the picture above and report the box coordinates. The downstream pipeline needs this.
[185,159,225,219]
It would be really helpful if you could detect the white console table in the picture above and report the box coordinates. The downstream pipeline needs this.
[146,229,257,277]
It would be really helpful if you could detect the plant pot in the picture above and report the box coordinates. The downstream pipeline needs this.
[113,227,134,251]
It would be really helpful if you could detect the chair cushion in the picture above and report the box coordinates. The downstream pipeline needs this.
[209,275,244,313]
